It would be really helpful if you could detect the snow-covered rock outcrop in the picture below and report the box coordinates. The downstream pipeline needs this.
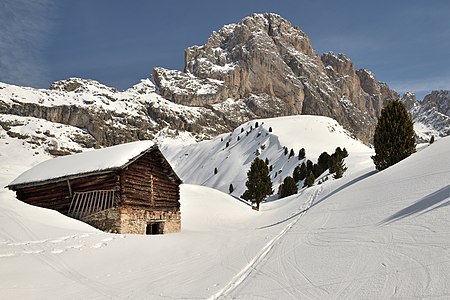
[401,91,450,141]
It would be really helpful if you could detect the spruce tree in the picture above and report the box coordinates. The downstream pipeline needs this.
[333,157,347,179]
[242,157,272,210]
[298,148,306,160]
[312,163,323,178]
[317,152,330,172]
[229,183,234,194]
[372,100,416,171]
[303,171,315,188]
[278,176,298,198]
[289,148,295,158]
[306,160,313,173]
[293,165,301,182]
[298,162,307,181]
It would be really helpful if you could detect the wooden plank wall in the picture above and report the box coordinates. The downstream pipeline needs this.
[16,173,120,214]
[121,150,180,211]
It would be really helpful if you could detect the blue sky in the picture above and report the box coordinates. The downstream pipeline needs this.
[1,1,450,99]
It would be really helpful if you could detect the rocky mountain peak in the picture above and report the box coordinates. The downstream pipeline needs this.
[423,90,450,117]
[153,13,401,143]
[400,92,419,111]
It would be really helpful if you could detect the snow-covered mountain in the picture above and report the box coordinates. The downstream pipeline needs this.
[0,77,234,152]
[162,115,372,198]
[1,13,407,154]
[157,13,400,144]
[1,111,449,298]
[401,91,450,141]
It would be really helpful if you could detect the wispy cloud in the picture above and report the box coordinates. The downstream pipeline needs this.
[0,0,57,88]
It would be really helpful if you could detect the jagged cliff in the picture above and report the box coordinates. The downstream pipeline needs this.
[401,91,450,141]
[1,13,448,155]
[154,13,400,143]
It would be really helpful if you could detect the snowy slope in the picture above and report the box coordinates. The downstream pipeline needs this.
[226,136,450,299]
[162,115,373,197]
[0,116,449,299]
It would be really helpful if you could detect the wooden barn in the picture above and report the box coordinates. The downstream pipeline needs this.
[7,141,182,235]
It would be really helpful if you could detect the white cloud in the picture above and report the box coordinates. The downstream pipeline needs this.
[0,0,57,87]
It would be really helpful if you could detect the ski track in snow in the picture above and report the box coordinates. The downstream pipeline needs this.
[209,186,322,299]
[0,233,125,258]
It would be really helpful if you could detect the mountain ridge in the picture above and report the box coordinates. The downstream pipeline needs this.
[0,12,448,156]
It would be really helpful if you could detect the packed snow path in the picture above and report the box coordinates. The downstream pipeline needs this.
[210,187,322,299]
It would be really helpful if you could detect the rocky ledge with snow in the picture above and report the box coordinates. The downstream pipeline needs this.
[401,91,450,142]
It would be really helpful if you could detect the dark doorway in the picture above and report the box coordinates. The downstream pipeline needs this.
[146,222,163,235]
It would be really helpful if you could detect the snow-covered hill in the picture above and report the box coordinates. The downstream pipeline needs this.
[162,115,373,197]
[1,115,449,299]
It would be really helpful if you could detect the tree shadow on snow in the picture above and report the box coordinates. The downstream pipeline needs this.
[257,170,378,229]
[309,170,378,210]
[381,185,450,225]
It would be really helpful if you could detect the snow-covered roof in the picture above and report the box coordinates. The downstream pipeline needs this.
[8,140,155,187]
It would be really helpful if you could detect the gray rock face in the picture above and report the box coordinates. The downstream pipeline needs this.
[4,13,437,155]
[401,91,450,141]
[157,13,400,143]
[0,78,231,153]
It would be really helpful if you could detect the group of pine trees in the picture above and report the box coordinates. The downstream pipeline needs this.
[238,100,416,210]
[241,145,349,208]
[292,147,348,188]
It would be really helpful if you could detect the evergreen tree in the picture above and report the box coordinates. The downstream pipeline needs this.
[328,155,338,174]
[298,162,307,181]
[317,152,330,172]
[342,147,349,158]
[226,141,230,148]
[241,128,244,133]
[229,183,234,194]
[306,160,313,173]
[214,167,218,175]
[312,163,323,178]
[255,121,259,128]
[289,148,295,158]
[265,157,269,165]
[429,135,435,144]
[284,147,288,155]
[298,148,306,160]
[278,176,298,198]
[303,171,315,188]
[269,127,273,132]
[372,100,416,171]
[293,165,301,182]
[242,157,272,210]
[333,157,347,179]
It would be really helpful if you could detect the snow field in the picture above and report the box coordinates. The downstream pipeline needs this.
[0,115,449,299]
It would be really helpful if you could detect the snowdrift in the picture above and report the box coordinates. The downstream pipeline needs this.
[0,115,449,299]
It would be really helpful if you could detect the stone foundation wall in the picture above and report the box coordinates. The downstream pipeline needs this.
[81,207,181,235]
[82,208,122,233]
[119,207,181,234]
